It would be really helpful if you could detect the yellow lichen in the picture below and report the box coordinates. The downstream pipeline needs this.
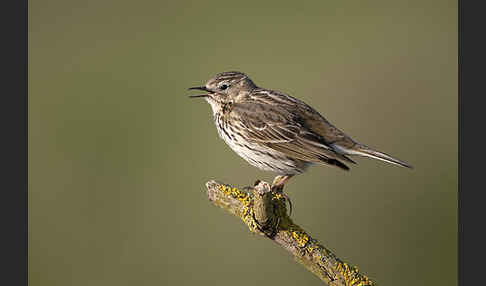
[272,193,284,200]
[219,185,259,232]
[292,230,310,247]
[219,185,251,207]
[336,262,373,286]
[213,182,376,286]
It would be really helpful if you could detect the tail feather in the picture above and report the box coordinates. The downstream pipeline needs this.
[331,144,413,169]
[315,154,350,171]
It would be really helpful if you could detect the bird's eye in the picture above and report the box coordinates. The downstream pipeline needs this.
[220,84,228,90]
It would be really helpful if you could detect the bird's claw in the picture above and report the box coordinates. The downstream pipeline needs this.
[271,184,293,217]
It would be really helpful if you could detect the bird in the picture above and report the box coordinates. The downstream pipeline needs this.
[188,71,412,199]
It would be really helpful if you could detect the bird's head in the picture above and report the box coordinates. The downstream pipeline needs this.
[188,71,256,113]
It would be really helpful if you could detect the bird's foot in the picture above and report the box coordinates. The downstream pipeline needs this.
[271,185,293,217]
[271,175,294,216]
[244,178,293,217]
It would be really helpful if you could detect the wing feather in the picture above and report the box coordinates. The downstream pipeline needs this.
[229,102,355,168]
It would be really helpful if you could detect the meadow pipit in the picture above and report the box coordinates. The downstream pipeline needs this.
[189,71,412,200]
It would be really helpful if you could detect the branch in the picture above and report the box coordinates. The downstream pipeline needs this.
[205,180,376,286]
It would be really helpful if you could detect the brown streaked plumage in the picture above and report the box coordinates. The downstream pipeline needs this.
[189,71,412,193]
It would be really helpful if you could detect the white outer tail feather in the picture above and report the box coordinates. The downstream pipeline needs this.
[331,144,413,169]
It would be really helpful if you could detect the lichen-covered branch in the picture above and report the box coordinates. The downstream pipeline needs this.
[206,180,376,286]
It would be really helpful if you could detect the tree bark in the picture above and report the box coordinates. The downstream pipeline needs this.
[205,180,376,286]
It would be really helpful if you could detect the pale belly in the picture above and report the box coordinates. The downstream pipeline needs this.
[214,119,309,175]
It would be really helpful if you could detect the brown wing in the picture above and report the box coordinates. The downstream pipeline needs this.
[297,107,358,150]
[229,102,355,170]
[244,88,359,149]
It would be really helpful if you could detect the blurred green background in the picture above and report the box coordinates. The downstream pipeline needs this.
[29,0,457,285]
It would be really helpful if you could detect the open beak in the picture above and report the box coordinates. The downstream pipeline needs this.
[188,86,211,98]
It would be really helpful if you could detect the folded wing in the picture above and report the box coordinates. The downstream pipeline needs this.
[230,102,355,171]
